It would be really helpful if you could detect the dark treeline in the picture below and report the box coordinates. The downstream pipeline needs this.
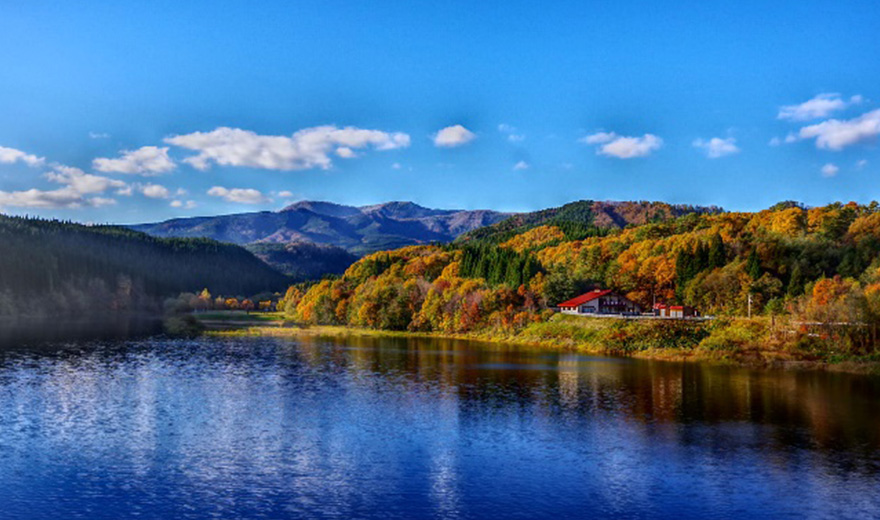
[246,241,358,281]
[675,233,728,298]
[0,215,289,317]
[458,244,541,287]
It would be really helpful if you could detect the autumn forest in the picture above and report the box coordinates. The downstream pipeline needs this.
[6,199,880,362]
[276,200,880,361]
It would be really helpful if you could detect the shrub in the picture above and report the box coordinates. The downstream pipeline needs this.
[699,319,767,352]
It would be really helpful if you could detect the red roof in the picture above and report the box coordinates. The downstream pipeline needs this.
[557,289,612,308]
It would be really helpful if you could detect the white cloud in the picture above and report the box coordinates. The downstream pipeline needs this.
[771,132,800,146]
[277,190,294,198]
[433,125,476,148]
[88,132,110,139]
[798,109,880,150]
[170,199,197,209]
[498,124,525,142]
[165,126,410,171]
[821,163,839,177]
[0,146,45,167]
[335,146,356,158]
[580,131,663,159]
[207,186,269,204]
[778,93,862,121]
[581,132,616,145]
[0,165,125,209]
[45,165,126,195]
[0,145,130,209]
[140,183,170,199]
[513,160,530,170]
[391,162,402,170]
[93,146,176,175]
[857,159,868,170]
[89,197,117,207]
[0,187,93,209]
[692,137,740,158]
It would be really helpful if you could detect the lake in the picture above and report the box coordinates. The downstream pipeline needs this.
[1,333,879,519]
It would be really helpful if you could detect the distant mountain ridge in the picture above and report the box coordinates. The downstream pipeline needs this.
[131,201,511,256]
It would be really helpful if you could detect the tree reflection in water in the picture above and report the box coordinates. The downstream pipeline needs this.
[0,334,878,519]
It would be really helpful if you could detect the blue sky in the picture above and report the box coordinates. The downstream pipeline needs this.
[1,0,879,223]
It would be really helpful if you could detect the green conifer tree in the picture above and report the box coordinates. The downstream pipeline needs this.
[708,233,725,269]
[747,249,762,279]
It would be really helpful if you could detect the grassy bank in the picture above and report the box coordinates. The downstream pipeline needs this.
[197,312,880,375]
[196,310,285,323]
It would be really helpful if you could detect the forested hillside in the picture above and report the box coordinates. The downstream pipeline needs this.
[280,201,880,357]
[0,215,289,317]
[246,241,358,280]
[457,200,721,244]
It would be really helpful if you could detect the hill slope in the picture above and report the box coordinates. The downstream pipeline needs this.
[0,215,289,316]
[132,201,510,256]
[245,241,358,281]
[458,200,722,244]
[281,202,880,359]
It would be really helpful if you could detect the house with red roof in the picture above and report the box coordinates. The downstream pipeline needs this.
[557,289,642,316]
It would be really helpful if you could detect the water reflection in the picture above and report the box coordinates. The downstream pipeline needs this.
[0,334,878,519]
[0,315,161,349]
[298,334,880,453]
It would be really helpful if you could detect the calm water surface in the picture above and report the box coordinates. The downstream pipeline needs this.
[1,334,879,519]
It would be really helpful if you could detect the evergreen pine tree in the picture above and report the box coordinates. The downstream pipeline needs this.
[695,242,710,272]
[747,249,762,279]
[787,263,804,296]
[522,256,539,283]
[708,233,725,269]
[675,248,694,298]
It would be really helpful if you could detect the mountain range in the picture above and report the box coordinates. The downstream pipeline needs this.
[131,199,723,279]
[132,201,510,257]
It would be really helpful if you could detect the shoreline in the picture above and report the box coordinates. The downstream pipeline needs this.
[199,316,880,376]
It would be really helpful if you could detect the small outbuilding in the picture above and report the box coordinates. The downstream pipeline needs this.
[557,289,642,315]
[653,304,698,318]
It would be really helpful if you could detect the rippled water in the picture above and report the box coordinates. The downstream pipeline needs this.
[1,334,879,519]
